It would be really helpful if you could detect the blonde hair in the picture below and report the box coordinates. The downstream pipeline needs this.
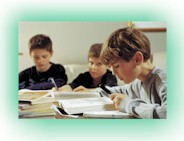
[100,26,151,65]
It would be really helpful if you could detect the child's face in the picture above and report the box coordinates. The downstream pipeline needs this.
[88,57,107,80]
[30,49,53,72]
[110,57,140,84]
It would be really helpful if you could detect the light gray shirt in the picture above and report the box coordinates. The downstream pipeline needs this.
[97,67,166,119]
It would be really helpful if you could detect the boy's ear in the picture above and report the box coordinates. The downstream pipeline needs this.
[134,51,143,64]
[50,51,53,56]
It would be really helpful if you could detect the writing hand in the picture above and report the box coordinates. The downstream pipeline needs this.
[110,93,127,110]
[60,85,73,92]
[73,86,89,92]
[51,85,72,92]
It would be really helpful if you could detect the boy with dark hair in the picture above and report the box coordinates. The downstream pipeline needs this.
[19,34,67,90]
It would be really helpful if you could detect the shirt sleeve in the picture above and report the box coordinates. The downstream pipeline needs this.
[68,73,84,89]
[19,69,30,90]
[118,79,166,119]
[97,79,166,119]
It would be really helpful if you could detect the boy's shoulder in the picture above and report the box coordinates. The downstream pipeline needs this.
[145,67,166,86]
[50,62,64,68]
[50,62,66,72]
[76,71,92,79]
[152,67,166,78]
[19,66,37,77]
[79,71,91,76]
[20,66,36,73]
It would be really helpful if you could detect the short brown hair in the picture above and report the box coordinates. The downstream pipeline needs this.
[29,34,53,54]
[101,27,151,65]
[88,43,103,58]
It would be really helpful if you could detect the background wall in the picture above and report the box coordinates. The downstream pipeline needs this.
[19,22,166,72]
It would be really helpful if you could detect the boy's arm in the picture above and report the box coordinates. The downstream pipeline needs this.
[96,82,139,99]
[19,69,31,90]
[19,72,26,89]
[25,80,65,90]
[96,80,166,119]
[119,94,166,119]
[68,73,85,89]
[119,82,166,119]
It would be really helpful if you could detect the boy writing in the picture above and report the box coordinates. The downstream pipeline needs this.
[56,43,117,91]
[78,27,166,119]
[99,26,166,119]
[19,34,67,90]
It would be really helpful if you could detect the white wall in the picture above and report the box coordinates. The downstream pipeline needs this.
[19,22,127,72]
[19,22,166,72]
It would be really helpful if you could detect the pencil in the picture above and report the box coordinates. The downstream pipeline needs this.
[50,78,59,91]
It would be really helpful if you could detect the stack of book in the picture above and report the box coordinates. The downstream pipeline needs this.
[18,89,56,119]
[18,90,131,119]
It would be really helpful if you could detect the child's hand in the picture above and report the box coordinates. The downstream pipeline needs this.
[59,85,73,92]
[51,87,60,91]
[73,86,90,92]
[52,85,72,92]
[110,93,127,110]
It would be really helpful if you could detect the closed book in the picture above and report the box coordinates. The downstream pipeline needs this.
[18,89,53,104]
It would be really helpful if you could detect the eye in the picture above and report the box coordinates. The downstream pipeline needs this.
[42,55,47,59]
[33,56,39,59]
[96,62,102,67]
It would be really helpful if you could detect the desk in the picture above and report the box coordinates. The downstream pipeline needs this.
[54,111,136,119]
[19,102,136,119]
[55,112,83,119]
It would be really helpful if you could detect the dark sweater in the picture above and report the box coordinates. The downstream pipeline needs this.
[69,70,117,89]
[19,62,67,90]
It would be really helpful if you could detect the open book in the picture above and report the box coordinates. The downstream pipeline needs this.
[57,96,116,115]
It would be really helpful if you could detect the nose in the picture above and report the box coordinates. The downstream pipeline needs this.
[38,58,42,63]
[37,57,43,63]
[91,64,97,71]
[112,68,118,76]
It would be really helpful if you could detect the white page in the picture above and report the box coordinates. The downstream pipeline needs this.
[83,110,130,118]
[19,89,51,93]
[51,91,101,100]
[58,97,115,114]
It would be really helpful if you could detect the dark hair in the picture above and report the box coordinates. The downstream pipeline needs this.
[101,27,151,65]
[88,43,103,58]
[29,34,53,54]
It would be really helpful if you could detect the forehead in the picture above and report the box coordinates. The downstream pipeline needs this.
[109,58,119,65]
[88,57,101,62]
[110,58,128,66]
[30,49,51,55]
